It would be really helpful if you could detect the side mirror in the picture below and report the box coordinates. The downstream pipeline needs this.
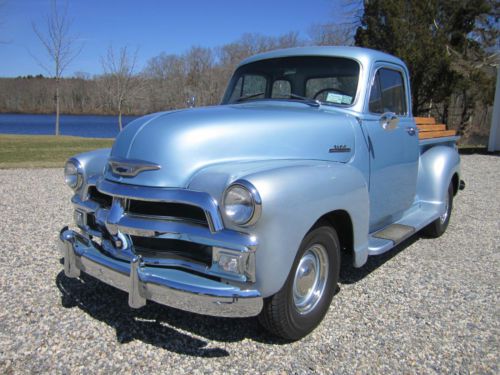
[379,112,399,130]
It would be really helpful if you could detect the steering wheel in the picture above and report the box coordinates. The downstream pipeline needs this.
[313,88,349,100]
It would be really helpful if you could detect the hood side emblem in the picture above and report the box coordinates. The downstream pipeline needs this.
[108,157,161,177]
[329,145,351,153]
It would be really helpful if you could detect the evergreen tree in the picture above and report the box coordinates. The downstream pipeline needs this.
[355,0,497,119]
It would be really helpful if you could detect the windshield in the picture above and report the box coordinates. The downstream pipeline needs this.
[222,56,360,107]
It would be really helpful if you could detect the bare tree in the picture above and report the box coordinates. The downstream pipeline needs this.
[32,0,82,135]
[308,23,355,46]
[307,0,362,46]
[100,45,140,130]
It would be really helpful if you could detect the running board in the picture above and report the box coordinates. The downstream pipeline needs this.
[367,201,445,256]
[368,224,416,256]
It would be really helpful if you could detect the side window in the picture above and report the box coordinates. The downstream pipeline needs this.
[369,68,407,115]
[271,80,291,98]
[229,74,267,102]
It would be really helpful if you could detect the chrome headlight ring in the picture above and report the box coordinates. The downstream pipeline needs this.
[222,180,262,227]
[64,158,84,190]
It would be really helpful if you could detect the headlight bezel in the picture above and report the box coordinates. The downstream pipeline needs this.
[222,179,262,227]
[64,158,84,190]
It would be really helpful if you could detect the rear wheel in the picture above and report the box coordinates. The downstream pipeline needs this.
[258,223,340,340]
[422,182,454,238]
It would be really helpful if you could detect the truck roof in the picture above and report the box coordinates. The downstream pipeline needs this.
[238,46,406,69]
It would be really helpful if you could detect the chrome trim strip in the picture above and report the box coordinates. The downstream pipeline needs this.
[71,194,257,252]
[96,178,223,233]
[66,158,84,191]
[71,195,100,213]
[116,214,257,251]
[59,228,263,318]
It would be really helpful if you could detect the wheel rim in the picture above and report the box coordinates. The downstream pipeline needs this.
[440,190,450,224]
[292,244,329,314]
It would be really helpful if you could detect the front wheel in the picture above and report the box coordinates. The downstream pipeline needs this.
[422,182,454,238]
[258,223,340,340]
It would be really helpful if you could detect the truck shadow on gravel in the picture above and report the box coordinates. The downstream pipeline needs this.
[55,234,421,355]
[339,235,421,284]
[55,270,282,357]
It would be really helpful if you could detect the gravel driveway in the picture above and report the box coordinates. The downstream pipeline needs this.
[0,154,498,374]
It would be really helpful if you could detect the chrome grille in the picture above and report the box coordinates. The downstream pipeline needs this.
[87,186,209,227]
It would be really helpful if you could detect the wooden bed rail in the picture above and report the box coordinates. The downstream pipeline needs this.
[414,117,457,140]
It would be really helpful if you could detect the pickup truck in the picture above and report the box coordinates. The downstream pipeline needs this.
[59,46,464,340]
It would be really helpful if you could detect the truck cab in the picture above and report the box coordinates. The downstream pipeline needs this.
[59,47,463,340]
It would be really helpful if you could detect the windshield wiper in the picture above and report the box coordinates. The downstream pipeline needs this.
[235,92,265,102]
[288,93,321,107]
[235,92,320,108]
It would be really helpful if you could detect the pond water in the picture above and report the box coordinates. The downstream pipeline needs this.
[0,113,140,138]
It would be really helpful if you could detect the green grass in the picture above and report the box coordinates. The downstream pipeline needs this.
[0,134,114,168]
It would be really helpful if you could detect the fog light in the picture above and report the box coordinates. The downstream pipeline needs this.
[219,254,240,273]
[74,210,85,228]
[213,247,244,275]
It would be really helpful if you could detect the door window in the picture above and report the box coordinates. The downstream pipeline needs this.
[369,68,407,115]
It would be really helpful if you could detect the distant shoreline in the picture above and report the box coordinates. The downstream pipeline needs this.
[0,111,145,117]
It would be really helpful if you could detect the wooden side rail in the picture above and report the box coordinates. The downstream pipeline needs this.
[414,117,457,140]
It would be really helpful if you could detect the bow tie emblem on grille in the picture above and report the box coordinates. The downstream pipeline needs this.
[108,157,161,177]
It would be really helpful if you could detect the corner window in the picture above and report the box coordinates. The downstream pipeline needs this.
[369,68,407,115]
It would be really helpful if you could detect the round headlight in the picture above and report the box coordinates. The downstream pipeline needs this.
[223,181,261,226]
[64,159,83,190]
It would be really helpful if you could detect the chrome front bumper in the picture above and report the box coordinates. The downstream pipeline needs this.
[58,228,263,317]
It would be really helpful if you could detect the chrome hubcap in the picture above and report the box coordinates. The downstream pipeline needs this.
[292,244,329,314]
[440,191,449,224]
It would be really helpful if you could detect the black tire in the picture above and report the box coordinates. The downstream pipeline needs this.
[422,182,454,238]
[258,222,340,341]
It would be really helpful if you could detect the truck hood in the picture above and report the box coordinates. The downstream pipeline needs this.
[106,102,356,188]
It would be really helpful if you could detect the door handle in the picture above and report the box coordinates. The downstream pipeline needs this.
[406,127,416,136]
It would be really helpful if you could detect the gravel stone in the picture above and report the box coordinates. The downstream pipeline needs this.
[0,154,498,374]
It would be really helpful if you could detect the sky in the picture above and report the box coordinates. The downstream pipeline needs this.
[0,0,352,78]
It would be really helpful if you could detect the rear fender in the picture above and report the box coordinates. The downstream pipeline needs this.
[416,145,460,207]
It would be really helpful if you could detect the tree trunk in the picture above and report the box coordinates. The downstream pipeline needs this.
[55,80,60,136]
[118,100,123,131]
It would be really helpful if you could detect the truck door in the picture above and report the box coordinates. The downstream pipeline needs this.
[362,64,419,231]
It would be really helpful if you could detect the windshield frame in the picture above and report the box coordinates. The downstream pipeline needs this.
[221,55,362,108]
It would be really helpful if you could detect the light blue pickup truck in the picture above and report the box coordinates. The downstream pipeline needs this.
[59,46,464,340]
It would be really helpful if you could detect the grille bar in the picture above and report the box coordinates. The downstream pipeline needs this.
[87,186,209,227]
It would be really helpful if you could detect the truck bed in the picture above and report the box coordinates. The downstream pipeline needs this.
[415,117,457,140]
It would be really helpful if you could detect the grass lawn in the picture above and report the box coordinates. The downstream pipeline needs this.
[0,134,114,168]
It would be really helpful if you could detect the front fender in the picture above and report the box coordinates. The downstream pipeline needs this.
[189,160,369,297]
[70,148,110,197]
